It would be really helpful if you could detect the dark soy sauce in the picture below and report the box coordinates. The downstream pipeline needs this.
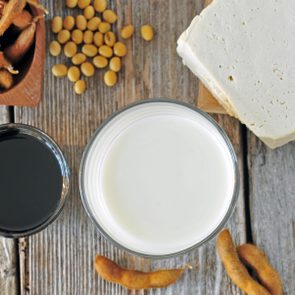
[0,130,63,234]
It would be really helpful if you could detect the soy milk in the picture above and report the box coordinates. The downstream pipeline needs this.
[81,101,237,256]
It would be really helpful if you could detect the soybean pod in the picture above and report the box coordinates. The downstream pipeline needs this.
[237,244,283,295]
[0,0,27,35]
[5,20,37,63]
[95,255,185,290]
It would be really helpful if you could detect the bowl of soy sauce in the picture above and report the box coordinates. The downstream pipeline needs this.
[0,124,70,238]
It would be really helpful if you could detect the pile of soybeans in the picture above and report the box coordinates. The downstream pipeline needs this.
[50,0,154,94]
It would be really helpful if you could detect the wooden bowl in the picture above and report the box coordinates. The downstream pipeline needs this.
[0,5,45,106]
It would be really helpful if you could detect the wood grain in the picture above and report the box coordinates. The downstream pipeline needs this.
[0,106,18,295]
[248,135,295,294]
[197,82,226,114]
[13,0,246,294]
[0,5,45,106]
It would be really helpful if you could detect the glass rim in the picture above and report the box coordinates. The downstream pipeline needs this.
[79,98,240,259]
[0,123,70,238]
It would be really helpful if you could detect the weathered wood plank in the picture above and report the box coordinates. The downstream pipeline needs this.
[14,1,246,294]
[0,106,18,295]
[248,135,295,294]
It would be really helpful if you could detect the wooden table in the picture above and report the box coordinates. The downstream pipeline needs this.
[0,1,294,294]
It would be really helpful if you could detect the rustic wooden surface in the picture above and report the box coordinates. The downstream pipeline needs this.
[197,82,226,114]
[0,0,294,294]
[248,136,295,295]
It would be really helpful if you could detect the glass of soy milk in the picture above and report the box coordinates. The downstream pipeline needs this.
[79,99,239,258]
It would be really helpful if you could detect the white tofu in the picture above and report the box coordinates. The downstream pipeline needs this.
[177,0,295,148]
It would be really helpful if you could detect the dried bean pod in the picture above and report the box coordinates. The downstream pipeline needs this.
[0,1,5,17]
[0,0,27,36]
[216,229,270,295]
[95,255,185,290]
[0,52,19,74]
[4,22,36,63]
[12,9,32,30]
[237,244,283,295]
[0,69,13,90]
[26,0,48,14]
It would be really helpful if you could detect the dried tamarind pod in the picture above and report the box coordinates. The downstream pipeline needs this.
[237,244,283,295]
[0,0,27,36]
[216,229,270,295]
[0,52,19,74]
[95,255,185,290]
[4,17,40,63]
[12,9,32,30]
[0,69,13,89]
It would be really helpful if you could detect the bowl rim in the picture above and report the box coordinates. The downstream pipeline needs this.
[79,98,240,259]
[0,123,70,238]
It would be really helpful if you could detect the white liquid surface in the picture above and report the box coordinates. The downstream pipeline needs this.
[82,102,236,255]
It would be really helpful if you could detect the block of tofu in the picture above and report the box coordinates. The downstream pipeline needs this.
[177,0,295,148]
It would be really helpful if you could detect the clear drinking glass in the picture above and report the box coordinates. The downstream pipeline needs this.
[79,99,239,258]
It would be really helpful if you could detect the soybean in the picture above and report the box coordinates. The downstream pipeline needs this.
[71,29,83,44]
[78,0,91,9]
[104,32,116,47]
[57,30,71,44]
[87,17,101,31]
[66,0,78,8]
[64,41,77,58]
[109,57,121,72]
[74,80,86,94]
[49,40,61,56]
[104,70,117,87]
[98,22,110,33]
[99,45,113,58]
[72,53,87,65]
[68,66,80,82]
[102,10,117,24]
[84,5,95,19]
[93,0,107,12]
[76,15,87,31]
[81,62,95,77]
[82,44,98,57]
[52,16,62,33]
[83,30,94,44]
[140,25,154,41]
[113,42,127,57]
[93,32,103,47]
[93,55,108,69]
[52,64,68,77]
[63,16,75,30]
[120,25,134,39]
